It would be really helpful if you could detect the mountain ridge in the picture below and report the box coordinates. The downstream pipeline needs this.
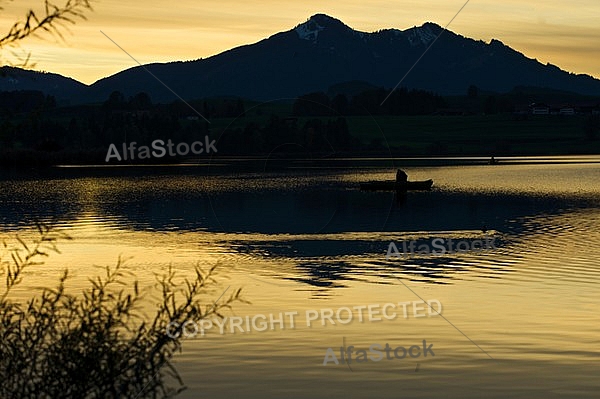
[2,14,600,104]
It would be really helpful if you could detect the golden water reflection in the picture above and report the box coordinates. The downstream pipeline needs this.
[1,159,599,398]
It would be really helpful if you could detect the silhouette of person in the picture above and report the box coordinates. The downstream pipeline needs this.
[396,169,408,183]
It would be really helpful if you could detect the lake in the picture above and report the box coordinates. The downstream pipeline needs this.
[1,156,599,398]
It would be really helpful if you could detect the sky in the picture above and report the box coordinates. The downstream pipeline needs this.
[1,0,599,85]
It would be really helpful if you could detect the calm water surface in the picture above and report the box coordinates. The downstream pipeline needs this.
[1,157,599,398]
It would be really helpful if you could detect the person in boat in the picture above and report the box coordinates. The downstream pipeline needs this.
[396,169,408,183]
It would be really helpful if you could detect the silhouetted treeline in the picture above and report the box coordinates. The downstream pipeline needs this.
[3,85,600,166]
[101,90,245,117]
[0,91,221,152]
[0,89,362,157]
[293,88,446,116]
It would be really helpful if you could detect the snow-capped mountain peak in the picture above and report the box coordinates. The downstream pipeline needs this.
[406,23,441,47]
[294,14,354,42]
[295,17,325,41]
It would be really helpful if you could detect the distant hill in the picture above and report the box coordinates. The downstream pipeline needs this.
[4,14,600,104]
[0,67,86,104]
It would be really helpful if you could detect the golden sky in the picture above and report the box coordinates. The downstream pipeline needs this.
[1,0,599,85]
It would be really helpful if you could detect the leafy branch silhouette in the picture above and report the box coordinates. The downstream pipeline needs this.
[0,224,245,398]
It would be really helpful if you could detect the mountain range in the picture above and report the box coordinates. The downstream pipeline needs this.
[2,13,600,104]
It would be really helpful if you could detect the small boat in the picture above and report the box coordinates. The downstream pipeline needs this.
[360,179,434,191]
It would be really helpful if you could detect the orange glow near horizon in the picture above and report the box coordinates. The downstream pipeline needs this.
[0,0,599,85]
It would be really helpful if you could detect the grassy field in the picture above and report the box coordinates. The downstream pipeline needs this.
[345,114,597,155]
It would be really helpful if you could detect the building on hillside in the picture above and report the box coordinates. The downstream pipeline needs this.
[530,103,549,115]
[559,106,575,115]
